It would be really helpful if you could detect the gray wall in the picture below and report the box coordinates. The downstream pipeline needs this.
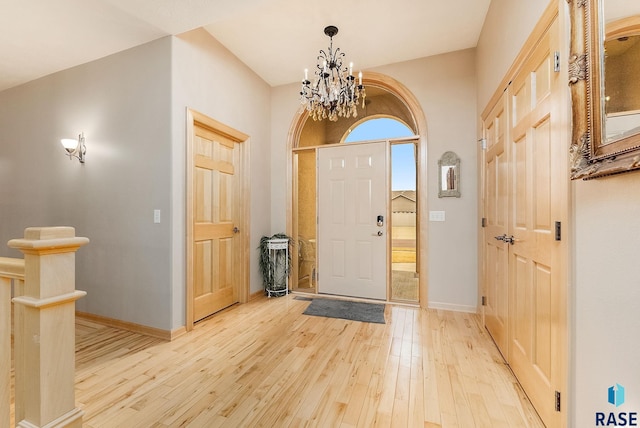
[270,48,479,312]
[0,37,174,329]
[477,0,640,424]
[170,29,273,328]
[0,28,274,332]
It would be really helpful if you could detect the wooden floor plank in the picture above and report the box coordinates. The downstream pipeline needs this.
[7,294,544,427]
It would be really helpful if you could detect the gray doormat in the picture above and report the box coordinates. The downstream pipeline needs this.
[303,298,386,324]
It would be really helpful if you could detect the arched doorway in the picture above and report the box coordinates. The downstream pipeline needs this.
[286,72,429,307]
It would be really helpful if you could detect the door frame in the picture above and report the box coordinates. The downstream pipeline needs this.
[185,108,250,331]
[286,72,429,307]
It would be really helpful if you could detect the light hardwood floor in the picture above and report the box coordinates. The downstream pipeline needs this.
[12,294,544,427]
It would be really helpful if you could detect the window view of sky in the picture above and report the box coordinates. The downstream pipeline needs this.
[344,118,416,190]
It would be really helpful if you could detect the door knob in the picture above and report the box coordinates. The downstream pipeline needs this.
[233,227,240,234]
[494,235,505,241]
[376,231,383,236]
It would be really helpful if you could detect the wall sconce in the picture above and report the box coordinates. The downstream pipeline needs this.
[60,132,86,163]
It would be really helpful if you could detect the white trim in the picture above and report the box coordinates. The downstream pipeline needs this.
[428,301,478,314]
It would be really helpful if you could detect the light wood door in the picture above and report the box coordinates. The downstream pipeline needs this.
[191,120,241,322]
[317,142,388,300]
[482,94,509,357]
[507,18,564,428]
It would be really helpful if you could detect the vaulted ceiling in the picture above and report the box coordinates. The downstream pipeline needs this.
[0,0,491,92]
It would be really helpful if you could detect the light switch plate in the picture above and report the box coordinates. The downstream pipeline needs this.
[429,210,445,221]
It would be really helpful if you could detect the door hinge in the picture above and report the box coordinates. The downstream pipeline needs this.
[555,390,561,412]
[555,221,561,241]
[479,138,487,150]
[481,296,487,306]
[554,51,561,72]
[481,217,487,228]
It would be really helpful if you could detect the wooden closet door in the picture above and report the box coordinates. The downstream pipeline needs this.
[507,18,565,428]
[192,124,241,322]
[482,94,510,357]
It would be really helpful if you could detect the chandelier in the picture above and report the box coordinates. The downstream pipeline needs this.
[300,25,366,122]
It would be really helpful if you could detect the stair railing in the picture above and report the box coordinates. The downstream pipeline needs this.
[1,227,88,428]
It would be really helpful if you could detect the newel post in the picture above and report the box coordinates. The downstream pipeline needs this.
[8,227,89,428]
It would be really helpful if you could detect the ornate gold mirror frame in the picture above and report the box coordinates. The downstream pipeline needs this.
[569,0,640,179]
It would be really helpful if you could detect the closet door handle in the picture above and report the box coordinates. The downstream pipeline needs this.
[494,234,515,244]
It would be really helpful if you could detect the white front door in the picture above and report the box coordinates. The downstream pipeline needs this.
[317,141,388,300]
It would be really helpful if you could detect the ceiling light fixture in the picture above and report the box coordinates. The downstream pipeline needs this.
[60,132,86,163]
[300,26,366,122]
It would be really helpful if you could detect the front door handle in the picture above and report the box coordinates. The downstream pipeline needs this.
[494,234,505,241]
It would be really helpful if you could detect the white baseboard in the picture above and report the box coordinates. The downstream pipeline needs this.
[428,301,478,314]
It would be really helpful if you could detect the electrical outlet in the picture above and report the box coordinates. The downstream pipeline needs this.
[154,209,161,224]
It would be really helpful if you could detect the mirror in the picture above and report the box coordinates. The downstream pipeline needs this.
[438,151,460,198]
[604,18,640,144]
[569,1,640,179]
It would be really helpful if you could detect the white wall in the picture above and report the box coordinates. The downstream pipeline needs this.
[269,84,298,234]
[270,48,479,311]
[573,174,640,426]
[571,0,640,421]
[477,0,640,425]
[476,0,550,109]
[0,38,174,329]
[375,50,479,312]
[170,29,273,327]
